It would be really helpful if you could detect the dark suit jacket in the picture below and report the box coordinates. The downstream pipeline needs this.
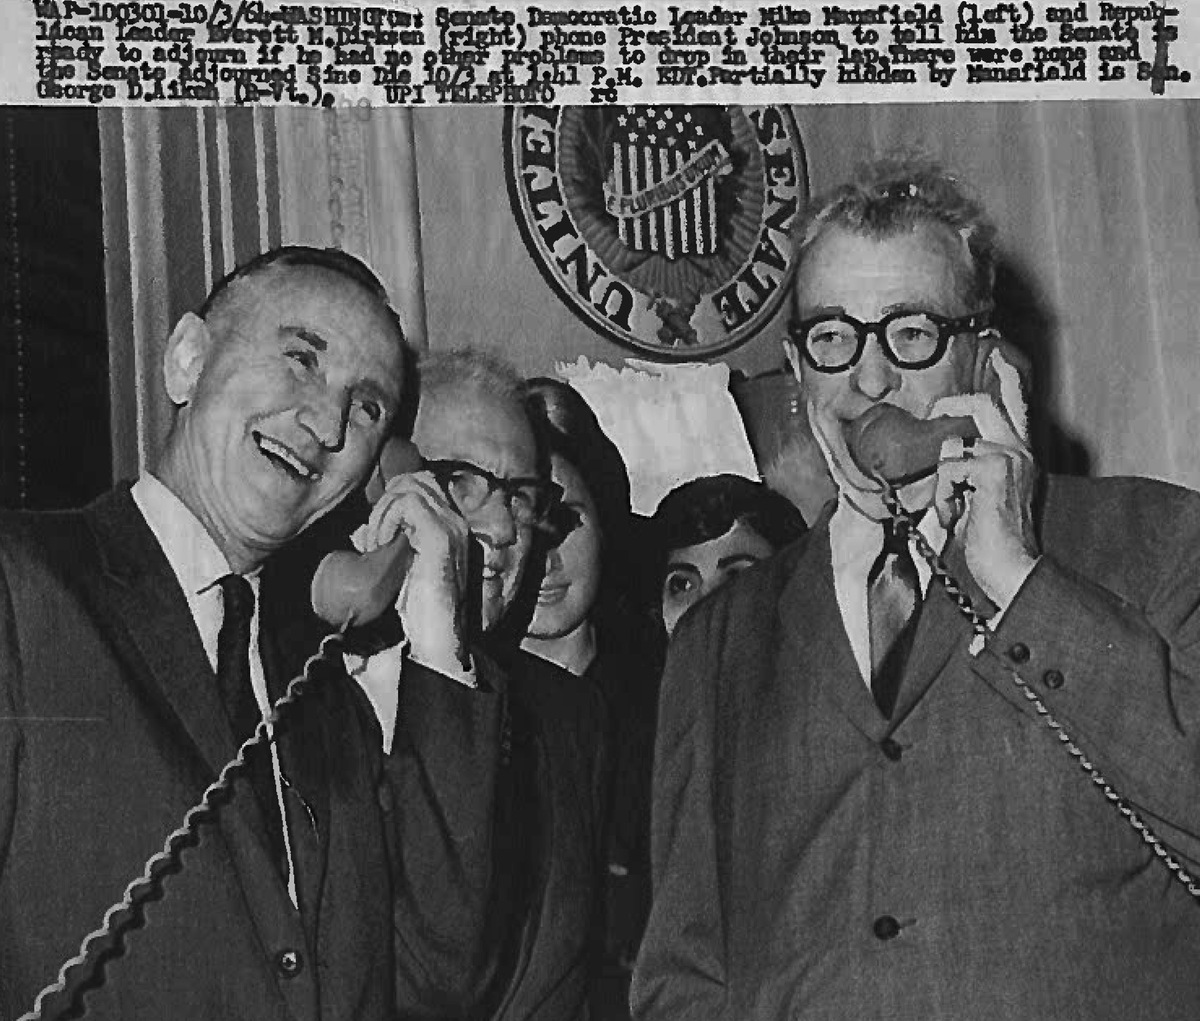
[0,486,504,1021]
[479,649,610,1021]
[633,475,1200,1021]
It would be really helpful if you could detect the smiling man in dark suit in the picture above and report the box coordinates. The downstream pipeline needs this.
[633,158,1200,1020]
[0,247,504,1021]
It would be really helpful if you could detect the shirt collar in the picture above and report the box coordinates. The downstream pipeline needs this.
[131,473,234,597]
[830,492,947,570]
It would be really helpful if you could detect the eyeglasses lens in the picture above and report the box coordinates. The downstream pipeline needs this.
[805,313,943,370]
[884,315,940,364]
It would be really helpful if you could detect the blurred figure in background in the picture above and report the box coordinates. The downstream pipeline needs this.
[491,377,662,1021]
[652,474,808,638]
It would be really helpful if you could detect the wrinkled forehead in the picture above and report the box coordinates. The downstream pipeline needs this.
[413,383,537,472]
[236,264,403,375]
[792,222,975,318]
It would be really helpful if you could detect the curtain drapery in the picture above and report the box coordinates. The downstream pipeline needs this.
[101,105,428,480]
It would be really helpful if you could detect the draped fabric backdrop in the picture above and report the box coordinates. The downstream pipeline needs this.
[103,101,1200,494]
[102,105,428,480]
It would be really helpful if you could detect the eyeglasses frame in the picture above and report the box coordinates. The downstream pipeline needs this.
[789,309,992,373]
[421,458,561,525]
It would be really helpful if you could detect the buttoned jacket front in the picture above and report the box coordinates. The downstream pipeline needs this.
[634,474,1200,1021]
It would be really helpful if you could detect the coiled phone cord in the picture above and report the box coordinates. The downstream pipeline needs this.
[17,629,349,1021]
[882,485,1200,902]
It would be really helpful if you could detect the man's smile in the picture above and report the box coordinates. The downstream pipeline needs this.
[253,432,320,481]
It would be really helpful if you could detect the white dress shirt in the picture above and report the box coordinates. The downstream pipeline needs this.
[131,473,299,907]
[828,497,948,688]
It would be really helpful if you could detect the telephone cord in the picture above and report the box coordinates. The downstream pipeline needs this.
[882,485,1200,902]
[17,629,349,1021]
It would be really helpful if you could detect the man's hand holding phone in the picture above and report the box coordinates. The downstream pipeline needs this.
[358,471,472,673]
[931,344,1040,613]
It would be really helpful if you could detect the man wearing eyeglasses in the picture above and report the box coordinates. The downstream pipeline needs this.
[337,347,558,1007]
[356,349,549,665]
[634,158,1200,1021]
[353,348,612,1021]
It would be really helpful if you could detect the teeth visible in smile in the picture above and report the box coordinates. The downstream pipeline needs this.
[257,435,317,480]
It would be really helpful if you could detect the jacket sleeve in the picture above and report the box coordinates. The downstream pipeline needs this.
[383,652,507,1018]
[631,603,730,1021]
[971,483,1200,872]
[381,652,508,1017]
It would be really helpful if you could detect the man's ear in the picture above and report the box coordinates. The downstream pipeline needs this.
[163,312,213,406]
[970,328,1033,445]
[970,329,1032,405]
[783,339,804,387]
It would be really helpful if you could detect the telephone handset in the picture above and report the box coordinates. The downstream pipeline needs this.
[846,404,979,486]
[846,328,1018,486]
[310,436,423,629]
[843,330,1200,905]
[19,439,426,1020]
[311,534,413,629]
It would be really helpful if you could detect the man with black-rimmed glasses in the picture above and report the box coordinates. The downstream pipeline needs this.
[634,157,1200,1021]
[358,347,611,1021]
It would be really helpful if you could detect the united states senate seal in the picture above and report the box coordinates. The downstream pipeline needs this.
[504,105,807,360]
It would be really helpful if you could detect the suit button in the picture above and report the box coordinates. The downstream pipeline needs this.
[377,783,394,815]
[1008,642,1031,664]
[276,949,303,978]
[1043,669,1064,690]
[880,738,903,761]
[873,915,901,941]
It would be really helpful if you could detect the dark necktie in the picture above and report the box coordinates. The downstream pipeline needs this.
[216,574,259,745]
[216,574,289,871]
[867,518,922,719]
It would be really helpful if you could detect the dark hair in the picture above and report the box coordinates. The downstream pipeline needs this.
[653,474,807,558]
[198,245,405,346]
[520,377,651,645]
[796,154,998,309]
[525,377,631,543]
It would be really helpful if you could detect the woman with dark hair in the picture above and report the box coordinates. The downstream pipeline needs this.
[482,377,661,1021]
[653,474,808,637]
[520,377,643,673]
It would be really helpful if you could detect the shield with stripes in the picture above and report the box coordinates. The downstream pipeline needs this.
[505,105,807,360]
[604,106,732,260]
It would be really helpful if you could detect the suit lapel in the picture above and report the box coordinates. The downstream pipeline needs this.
[778,510,883,739]
[74,487,312,994]
[891,536,995,724]
[81,488,286,858]
[82,488,239,779]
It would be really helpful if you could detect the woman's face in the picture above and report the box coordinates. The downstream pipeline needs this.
[527,455,604,640]
[661,519,775,637]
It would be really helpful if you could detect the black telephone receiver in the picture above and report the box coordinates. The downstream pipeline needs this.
[310,437,423,629]
[845,330,1022,486]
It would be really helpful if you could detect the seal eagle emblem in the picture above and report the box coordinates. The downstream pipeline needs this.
[504,105,807,360]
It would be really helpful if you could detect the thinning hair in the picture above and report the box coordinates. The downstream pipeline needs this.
[198,245,405,345]
[415,347,526,408]
[797,154,999,308]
